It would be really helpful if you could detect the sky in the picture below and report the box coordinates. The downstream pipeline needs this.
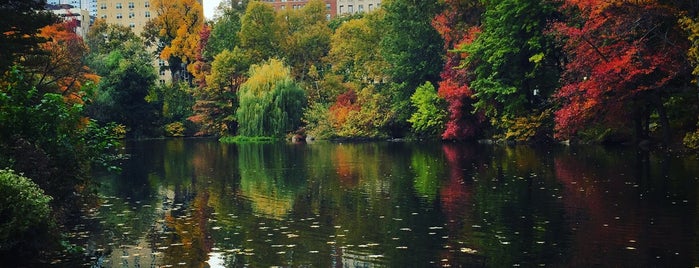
[203,0,224,20]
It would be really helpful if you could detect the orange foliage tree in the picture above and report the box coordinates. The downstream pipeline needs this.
[21,20,99,105]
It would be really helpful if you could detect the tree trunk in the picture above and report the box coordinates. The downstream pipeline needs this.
[655,95,671,145]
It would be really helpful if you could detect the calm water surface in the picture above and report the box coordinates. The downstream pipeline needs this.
[69,139,699,267]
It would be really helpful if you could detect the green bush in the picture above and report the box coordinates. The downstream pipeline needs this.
[165,122,186,137]
[0,169,53,250]
[408,82,446,137]
[684,128,699,150]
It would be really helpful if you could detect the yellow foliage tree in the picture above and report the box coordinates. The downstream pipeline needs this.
[147,0,204,82]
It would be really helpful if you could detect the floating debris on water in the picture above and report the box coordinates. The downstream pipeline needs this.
[460,248,478,254]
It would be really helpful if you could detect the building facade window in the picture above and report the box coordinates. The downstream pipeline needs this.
[145,1,149,7]
[145,11,151,18]
[100,3,106,9]
[348,5,353,13]
[128,2,134,8]
[129,22,135,28]
[116,13,122,19]
[116,3,122,9]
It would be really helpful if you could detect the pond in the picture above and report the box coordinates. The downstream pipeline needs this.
[65,139,699,267]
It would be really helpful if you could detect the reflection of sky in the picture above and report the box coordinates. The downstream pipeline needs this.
[207,252,226,268]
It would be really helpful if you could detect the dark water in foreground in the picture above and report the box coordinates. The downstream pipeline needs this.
[65,139,699,267]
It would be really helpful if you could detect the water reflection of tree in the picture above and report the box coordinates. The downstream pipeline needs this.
[463,145,568,267]
[554,147,698,267]
[238,143,306,219]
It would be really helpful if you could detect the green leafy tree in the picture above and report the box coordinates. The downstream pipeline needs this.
[277,0,332,81]
[0,67,121,204]
[192,47,251,135]
[239,1,281,63]
[205,5,244,60]
[408,82,446,137]
[236,59,306,137]
[87,41,160,138]
[326,12,388,84]
[379,0,444,135]
[464,0,560,133]
[380,0,444,87]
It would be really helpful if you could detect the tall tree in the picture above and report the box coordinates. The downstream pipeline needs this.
[144,0,204,83]
[433,0,484,140]
[379,0,444,135]
[554,1,690,143]
[192,47,250,135]
[277,0,332,81]
[326,12,388,84]
[205,4,244,60]
[0,0,57,72]
[380,0,444,88]
[238,1,281,64]
[86,33,160,138]
[464,0,561,129]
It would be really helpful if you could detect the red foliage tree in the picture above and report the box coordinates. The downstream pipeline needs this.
[554,1,689,142]
[191,24,211,88]
[329,90,360,128]
[432,0,484,140]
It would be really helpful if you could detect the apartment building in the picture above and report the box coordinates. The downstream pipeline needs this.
[95,0,154,36]
[336,0,380,16]
[47,4,92,39]
[47,0,98,17]
[261,0,337,20]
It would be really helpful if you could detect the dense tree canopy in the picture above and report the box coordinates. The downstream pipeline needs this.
[0,0,57,72]
[4,0,699,147]
[554,1,691,143]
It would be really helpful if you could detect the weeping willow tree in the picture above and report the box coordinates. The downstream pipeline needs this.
[236,59,306,137]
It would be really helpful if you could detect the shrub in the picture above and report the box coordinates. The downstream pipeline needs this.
[165,122,186,137]
[684,128,699,150]
[408,82,446,137]
[0,169,53,250]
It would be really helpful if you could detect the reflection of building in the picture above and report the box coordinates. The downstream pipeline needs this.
[261,0,337,20]
[47,4,92,39]
[336,0,380,16]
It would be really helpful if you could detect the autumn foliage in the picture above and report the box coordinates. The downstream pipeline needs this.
[433,0,483,140]
[553,1,690,140]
